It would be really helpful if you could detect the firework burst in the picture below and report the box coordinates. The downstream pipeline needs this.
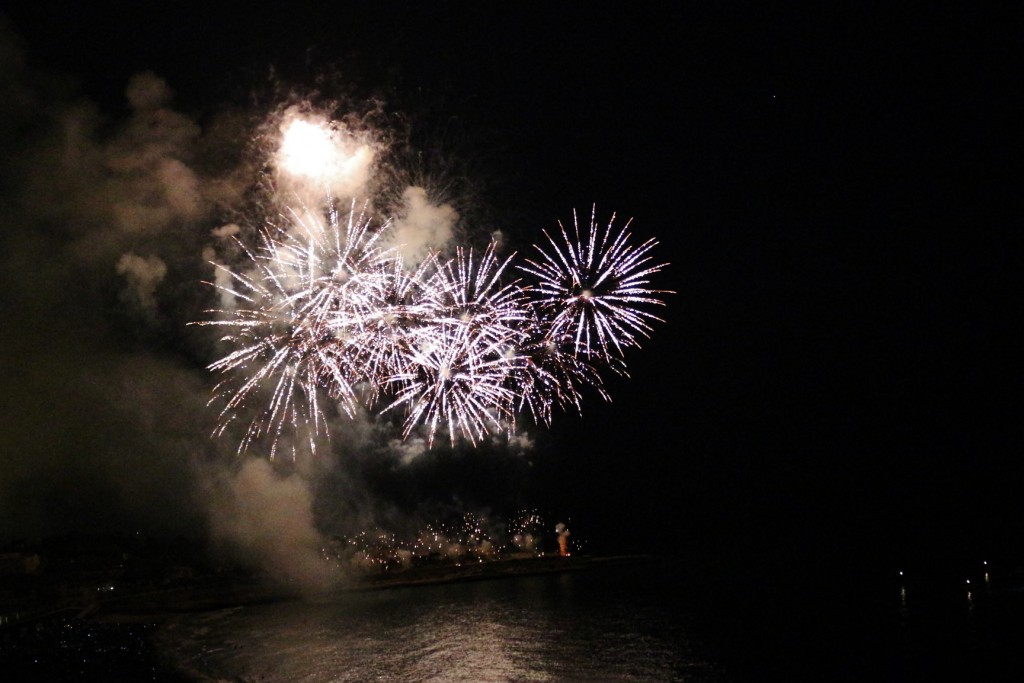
[341,254,441,404]
[383,243,527,446]
[518,205,672,363]
[510,319,611,428]
[196,200,394,457]
[199,196,670,455]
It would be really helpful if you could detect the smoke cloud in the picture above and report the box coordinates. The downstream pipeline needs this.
[0,28,219,541]
[116,252,167,316]
[205,459,336,591]
[387,185,459,264]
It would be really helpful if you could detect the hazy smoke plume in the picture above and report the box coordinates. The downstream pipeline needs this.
[388,185,459,264]
[116,252,167,316]
[206,459,336,591]
[0,27,219,540]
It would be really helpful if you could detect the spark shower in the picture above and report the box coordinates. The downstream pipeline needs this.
[196,111,672,457]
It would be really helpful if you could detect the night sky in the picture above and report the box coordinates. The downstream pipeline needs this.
[1,3,1019,576]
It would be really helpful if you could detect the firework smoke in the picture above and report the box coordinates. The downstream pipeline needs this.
[206,458,336,590]
[0,34,232,540]
[387,186,459,265]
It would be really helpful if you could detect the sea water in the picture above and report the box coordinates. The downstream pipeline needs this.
[157,562,725,682]
[156,559,1024,682]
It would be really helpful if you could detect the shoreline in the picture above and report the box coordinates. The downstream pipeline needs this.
[92,553,656,623]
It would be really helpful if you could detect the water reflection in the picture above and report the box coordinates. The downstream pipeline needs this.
[160,567,723,682]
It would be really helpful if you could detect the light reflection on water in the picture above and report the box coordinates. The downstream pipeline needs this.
[159,565,724,682]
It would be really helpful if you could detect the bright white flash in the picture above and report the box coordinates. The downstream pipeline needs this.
[279,119,336,179]
[276,115,375,197]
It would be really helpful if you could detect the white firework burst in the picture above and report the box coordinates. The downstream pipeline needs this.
[519,205,671,363]
[198,197,671,456]
[196,200,392,457]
